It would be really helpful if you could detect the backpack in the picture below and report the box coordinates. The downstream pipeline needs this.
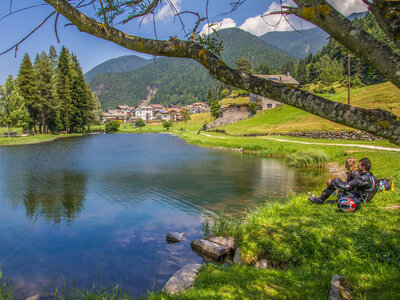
[379,178,394,192]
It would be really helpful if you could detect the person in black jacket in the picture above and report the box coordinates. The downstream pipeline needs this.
[309,158,379,211]
[308,157,359,201]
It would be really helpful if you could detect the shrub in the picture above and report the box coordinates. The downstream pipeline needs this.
[162,121,172,130]
[287,149,330,167]
[135,118,146,130]
[249,103,258,115]
[105,121,120,133]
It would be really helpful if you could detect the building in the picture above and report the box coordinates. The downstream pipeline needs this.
[135,105,154,120]
[103,108,130,123]
[186,102,208,114]
[154,109,170,121]
[250,74,299,110]
[166,108,181,121]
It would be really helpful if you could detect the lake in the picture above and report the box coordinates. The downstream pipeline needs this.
[0,134,328,297]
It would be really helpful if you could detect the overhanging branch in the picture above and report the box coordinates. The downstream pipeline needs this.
[43,0,400,145]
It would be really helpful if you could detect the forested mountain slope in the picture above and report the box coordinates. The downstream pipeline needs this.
[89,28,296,110]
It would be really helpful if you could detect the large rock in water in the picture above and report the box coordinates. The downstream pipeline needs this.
[166,232,185,243]
[191,239,231,259]
[162,263,201,295]
[209,237,236,251]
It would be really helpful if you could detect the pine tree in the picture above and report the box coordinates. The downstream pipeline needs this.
[34,51,58,133]
[70,54,96,132]
[0,75,29,136]
[17,53,39,131]
[55,46,73,132]
[207,88,213,105]
[49,45,58,72]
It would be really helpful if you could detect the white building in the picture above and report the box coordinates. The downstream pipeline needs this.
[135,105,153,120]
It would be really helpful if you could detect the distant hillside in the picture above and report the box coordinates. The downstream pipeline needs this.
[261,28,329,58]
[90,28,297,110]
[84,55,151,82]
[260,11,367,58]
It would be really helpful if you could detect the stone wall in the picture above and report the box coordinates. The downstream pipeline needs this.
[208,105,250,129]
[244,130,383,141]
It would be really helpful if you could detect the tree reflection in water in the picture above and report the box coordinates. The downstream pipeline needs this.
[23,171,86,223]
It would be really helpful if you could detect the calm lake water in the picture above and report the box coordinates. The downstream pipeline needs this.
[0,134,328,297]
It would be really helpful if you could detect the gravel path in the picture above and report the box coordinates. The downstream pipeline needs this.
[200,133,400,152]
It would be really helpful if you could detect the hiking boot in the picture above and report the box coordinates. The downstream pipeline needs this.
[308,196,325,204]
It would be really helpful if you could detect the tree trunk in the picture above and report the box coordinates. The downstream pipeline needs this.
[7,125,10,138]
[42,113,46,134]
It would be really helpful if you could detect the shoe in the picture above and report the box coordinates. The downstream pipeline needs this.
[308,196,324,204]
[308,192,316,198]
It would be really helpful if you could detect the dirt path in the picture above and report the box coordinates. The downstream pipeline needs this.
[200,133,400,152]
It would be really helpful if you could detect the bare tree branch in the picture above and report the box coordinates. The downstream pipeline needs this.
[0,4,49,23]
[0,11,56,56]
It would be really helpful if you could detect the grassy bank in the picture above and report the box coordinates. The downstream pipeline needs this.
[0,133,84,146]
[154,138,400,299]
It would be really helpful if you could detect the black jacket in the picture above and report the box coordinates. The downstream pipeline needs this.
[336,171,379,203]
[346,170,360,183]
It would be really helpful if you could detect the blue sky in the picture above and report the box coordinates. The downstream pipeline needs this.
[0,0,368,83]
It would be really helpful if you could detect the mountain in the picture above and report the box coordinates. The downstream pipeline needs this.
[90,28,297,110]
[84,55,151,82]
[261,28,329,59]
[260,11,368,58]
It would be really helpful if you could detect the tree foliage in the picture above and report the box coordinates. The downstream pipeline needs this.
[210,100,221,119]
[135,117,146,130]
[180,108,191,131]
[105,120,120,133]
[0,75,29,135]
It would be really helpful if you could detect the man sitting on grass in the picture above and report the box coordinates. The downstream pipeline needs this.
[308,158,380,211]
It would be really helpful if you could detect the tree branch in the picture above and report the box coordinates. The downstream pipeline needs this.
[284,0,400,88]
[366,0,400,49]
[43,0,400,145]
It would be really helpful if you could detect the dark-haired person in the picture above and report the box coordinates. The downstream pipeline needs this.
[308,158,380,211]
[308,157,359,200]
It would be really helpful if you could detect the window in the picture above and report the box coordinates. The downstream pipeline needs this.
[267,104,273,109]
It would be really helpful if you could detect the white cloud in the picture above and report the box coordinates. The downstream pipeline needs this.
[200,18,237,36]
[327,0,368,16]
[142,0,181,24]
[238,0,368,36]
[239,1,302,36]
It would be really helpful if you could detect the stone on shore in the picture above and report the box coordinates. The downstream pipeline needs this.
[166,232,185,243]
[162,263,201,295]
[209,237,236,251]
[329,274,341,300]
[191,239,231,259]
[233,247,241,264]
[255,259,268,269]
[26,295,59,300]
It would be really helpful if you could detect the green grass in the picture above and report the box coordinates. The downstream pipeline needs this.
[218,82,400,135]
[0,133,84,146]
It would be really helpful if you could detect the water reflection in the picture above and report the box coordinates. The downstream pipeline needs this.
[0,134,329,296]
[23,171,86,223]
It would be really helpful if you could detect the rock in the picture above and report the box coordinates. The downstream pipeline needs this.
[209,237,236,251]
[26,295,60,300]
[191,239,231,259]
[329,274,341,300]
[162,263,201,295]
[166,232,185,243]
[255,259,268,269]
[233,247,241,264]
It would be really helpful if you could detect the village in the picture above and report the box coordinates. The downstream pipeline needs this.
[102,74,299,125]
